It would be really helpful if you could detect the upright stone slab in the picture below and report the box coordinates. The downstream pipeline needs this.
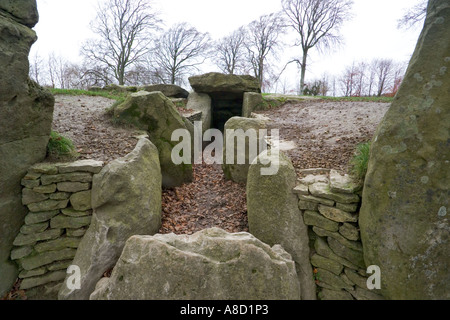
[186,92,212,133]
[247,151,316,300]
[58,138,162,300]
[222,117,267,183]
[0,0,54,296]
[113,91,193,188]
[360,0,450,299]
[90,228,300,300]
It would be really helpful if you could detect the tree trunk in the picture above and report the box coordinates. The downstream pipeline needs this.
[299,50,308,95]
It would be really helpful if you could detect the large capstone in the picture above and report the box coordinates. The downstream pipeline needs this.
[138,84,189,99]
[247,150,316,300]
[359,0,450,300]
[0,0,54,296]
[58,138,162,300]
[188,73,261,130]
[89,228,300,300]
[113,91,193,188]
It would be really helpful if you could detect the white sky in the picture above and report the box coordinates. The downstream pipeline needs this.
[31,0,424,91]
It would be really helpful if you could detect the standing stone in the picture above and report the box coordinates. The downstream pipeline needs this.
[90,228,300,300]
[223,117,267,183]
[58,138,162,300]
[247,150,316,300]
[186,92,212,133]
[113,91,193,188]
[359,0,450,300]
[0,0,54,296]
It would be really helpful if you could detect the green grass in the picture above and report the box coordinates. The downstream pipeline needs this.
[47,130,79,160]
[50,88,127,101]
[350,141,371,181]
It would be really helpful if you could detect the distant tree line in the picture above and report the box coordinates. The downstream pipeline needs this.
[29,0,426,97]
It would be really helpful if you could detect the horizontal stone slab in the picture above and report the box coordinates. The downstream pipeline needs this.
[318,205,358,223]
[298,200,318,211]
[13,229,63,247]
[20,222,49,235]
[299,174,329,185]
[41,173,93,186]
[29,163,58,175]
[304,210,339,232]
[50,214,92,229]
[33,184,57,194]
[34,236,82,253]
[329,170,361,194]
[339,223,360,241]
[18,267,47,279]
[57,182,90,193]
[70,190,92,211]
[313,227,363,252]
[20,271,67,290]
[27,199,69,213]
[318,288,354,300]
[22,188,49,205]
[66,228,88,237]
[348,287,385,300]
[25,210,60,225]
[21,179,40,188]
[11,246,33,260]
[293,184,309,195]
[328,237,365,269]
[310,182,360,204]
[20,248,77,270]
[314,237,360,270]
[315,268,354,291]
[336,202,359,213]
[49,192,71,200]
[57,160,104,174]
[61,207,92,217]
[311,254,343,275]
[298,194,335,207]
[47,260,73,272]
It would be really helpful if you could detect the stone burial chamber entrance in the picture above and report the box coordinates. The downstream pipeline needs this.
[187,72,262,131]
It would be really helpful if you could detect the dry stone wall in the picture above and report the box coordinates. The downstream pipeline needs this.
[294,169,384,300]
[11,160,103,291]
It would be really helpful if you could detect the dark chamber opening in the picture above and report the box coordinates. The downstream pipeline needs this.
[210,93,244,131]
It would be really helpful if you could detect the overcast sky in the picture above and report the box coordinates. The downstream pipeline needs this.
[31,0,424,91]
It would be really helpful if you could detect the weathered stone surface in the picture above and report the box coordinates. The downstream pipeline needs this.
[20,271,67,290]
[293,184,309,195]
[20,248,77,271]
[66,228,87,237]
[10,246,33,260]
[0,25,54,293]
[0,0,39,27]
[329,169,361,194]
[313,227,363,252]
[185,92,212,133]
[299,174,329,186]
[29,163,58,175]
[222,117,267,183]
[315,268,354,291]
[59,138,162,300]
[339,223,360,241]
[314,237,360,270]
[298,200,319,211]
[61,208,91,217]
[22,188,49,205]
[359,0,450,300]
[19,267,46,279]
[242,92,266,117]
[247,150,316,300]
[69,190,92,211]
[298,194,335,207]
[304,210,339,232]
[318,288,354,300]
[311,254,343,276]
[50,215,91,229]
[57,182,90,193]
[344,268,369,290]
[20,222,48,235]
[328,237,365,269]
[27,199,69,213]
[13,229,63,247]
[33,184,57,194]
[34,236,81,253]
[47,260,73,271]
[139,84,189,98]
[49,192,71,200]
[318,205,358,223]
[21,179,40,188]
[57,160,104,174]
[309,182,359,204]
[114,91,193,188]
[41,172,93,185]
[189,72,261,95]
[336,202,359,213]
[24,210,60,225]
[349,287,385,300]
[90,228,300,300]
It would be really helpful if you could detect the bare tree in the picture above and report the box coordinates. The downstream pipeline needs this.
[282,0,353,94]
[398,0,427,29]
[214,27,247,75]
[374,58,395,97]
[339,62,358,97]
[149,22,211,85]
[29,52,44,85]
[81,0,161,85]
[244,12,285,91]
